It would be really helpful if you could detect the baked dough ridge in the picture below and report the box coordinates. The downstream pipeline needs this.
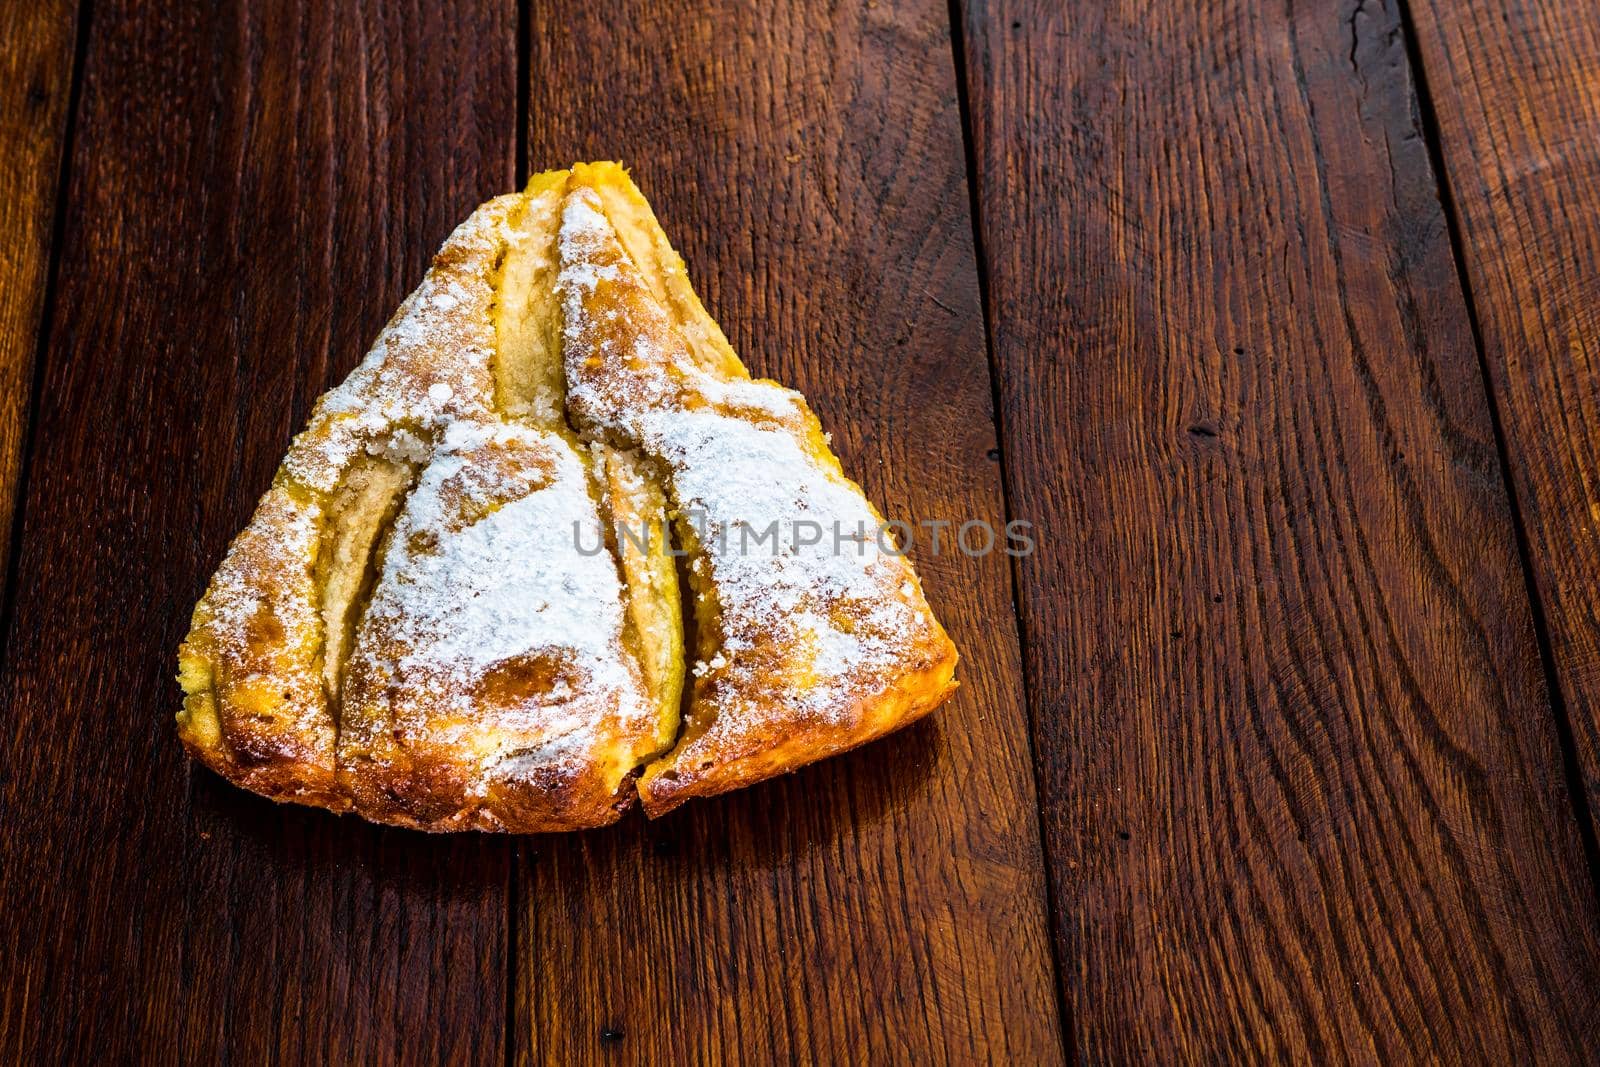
[555,164,959,816]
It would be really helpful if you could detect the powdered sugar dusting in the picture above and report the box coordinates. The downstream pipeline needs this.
[652,409,923,714]
[558,189,934,740]
[197,485,330,738]
[188,191,657,822]
[185,174,950,825]
[346,420,650,771]
[281,204,509,493]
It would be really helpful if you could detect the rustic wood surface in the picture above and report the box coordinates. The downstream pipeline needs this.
[517,0,1062,1062]
[0,0,515,1061]
[4,0,1600,1062]
[1406,0,1600,846]
[0,0,78,593]
[959,0,1600,1059]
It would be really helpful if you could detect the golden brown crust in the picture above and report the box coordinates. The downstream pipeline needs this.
[177,163,959,829]
[332,420,658,832]
[177,186,662,832]
[177,484,347,809]
[639,638,959,816]
[556,165,960,817]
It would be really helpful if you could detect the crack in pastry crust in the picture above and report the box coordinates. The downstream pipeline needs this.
[176,163,958,829]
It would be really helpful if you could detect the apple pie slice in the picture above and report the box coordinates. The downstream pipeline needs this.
[177,163,956,829]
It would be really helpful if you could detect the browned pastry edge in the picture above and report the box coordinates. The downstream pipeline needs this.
[334,739,638,833]
[637,640,959,817]
[177,484,350,812]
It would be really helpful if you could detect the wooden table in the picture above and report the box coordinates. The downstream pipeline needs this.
[4,0,1600,1061]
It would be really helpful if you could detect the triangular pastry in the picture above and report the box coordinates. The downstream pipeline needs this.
[177,163,957,830]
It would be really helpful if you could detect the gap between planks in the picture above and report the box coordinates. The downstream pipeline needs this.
[942,0,1079,1053]
[0,0,90,667]
[1390,0,1600,909]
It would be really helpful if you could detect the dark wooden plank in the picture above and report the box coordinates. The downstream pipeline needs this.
[0,0,79,593]
[517,2,1064,1062]
[0,0,514,1061]
[960,0,1600,1060]
[1406,0,1600,845]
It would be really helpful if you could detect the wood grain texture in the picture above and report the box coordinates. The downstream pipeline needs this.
[0,0,79,595]
[960,0,1600,1060]
[0,0,515,1061]
[1405,0,1600,842]
[517,1,1065,1062]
